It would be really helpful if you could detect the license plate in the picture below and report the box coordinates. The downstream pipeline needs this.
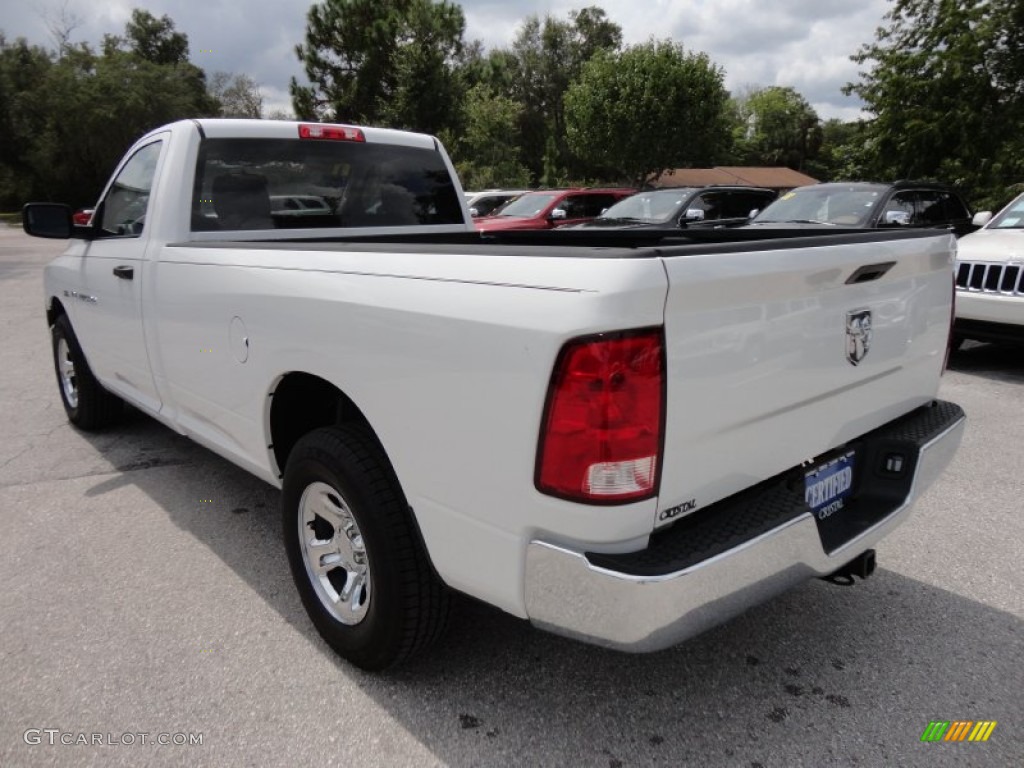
[805,451,855,519]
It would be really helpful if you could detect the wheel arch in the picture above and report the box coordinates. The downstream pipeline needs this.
[46,296,67,328]
[266,371,377,480]
[267,371,450,602]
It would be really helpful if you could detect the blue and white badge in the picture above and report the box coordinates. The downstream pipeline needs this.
[805,451,855,519]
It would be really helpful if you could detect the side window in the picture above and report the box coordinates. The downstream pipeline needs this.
[751,191,776,215]
[941,192,970,221]
[99,141,162,237]
[915,190,946,225]
[880,191,915,226]
[559,195,588,218]
[717,193,742,219]
[692,193,725,221]
[723,192,772,219]
[584,194,617,217]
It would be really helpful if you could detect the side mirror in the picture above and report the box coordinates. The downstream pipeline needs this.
[549,208,567,220]
[22,203,75,239]
[884,210,911,226]
[684,208,705,221]
[972,211,992,227]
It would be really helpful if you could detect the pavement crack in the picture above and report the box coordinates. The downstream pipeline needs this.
[0,446,31,470]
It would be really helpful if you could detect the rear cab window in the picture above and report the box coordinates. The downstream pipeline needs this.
[191,135,463,232]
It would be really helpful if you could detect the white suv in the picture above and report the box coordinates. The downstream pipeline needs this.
[954,191,1024,346]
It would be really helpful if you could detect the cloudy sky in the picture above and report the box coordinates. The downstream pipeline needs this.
[1,0,892,120]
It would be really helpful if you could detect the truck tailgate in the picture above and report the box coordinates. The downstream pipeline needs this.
[657,232,955,521]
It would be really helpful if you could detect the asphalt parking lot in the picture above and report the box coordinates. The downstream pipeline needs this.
[0,225,1020,768]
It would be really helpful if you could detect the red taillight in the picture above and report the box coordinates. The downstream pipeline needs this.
[298,123,365,142]
[536,328,664,503]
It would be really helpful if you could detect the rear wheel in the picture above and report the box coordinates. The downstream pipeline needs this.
[51,314,123,430]
[282,424,451,669]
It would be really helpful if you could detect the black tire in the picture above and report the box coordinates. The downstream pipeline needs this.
[51,313,123,430]
[282,424,451,670]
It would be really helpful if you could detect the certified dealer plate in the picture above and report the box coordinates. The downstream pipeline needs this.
[805,451,855,520]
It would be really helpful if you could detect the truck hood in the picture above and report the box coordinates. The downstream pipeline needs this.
[956,228,1024,262]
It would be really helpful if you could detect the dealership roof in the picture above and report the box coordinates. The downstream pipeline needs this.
[652,167,818,190]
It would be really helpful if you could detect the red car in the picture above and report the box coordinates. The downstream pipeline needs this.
[72,208,95,226]
[474,188,635,232]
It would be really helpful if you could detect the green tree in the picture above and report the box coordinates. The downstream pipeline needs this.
[102,9,189,65]
[809,118,871,181]
[845,0,1024,207]
[564,40,730,186]
[731,86,821,171]
[505,7,622,180]
[209,71,263,118]
[290,0,465,134]
[443,83,531,190]
[0,35,54,205]
[0,10,218,209]
[30,44,217,206]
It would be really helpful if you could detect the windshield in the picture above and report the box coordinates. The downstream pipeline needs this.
[754,186,883,226]
[597,190,695,223]
[494,193,560,218]
[988,193,1024,229]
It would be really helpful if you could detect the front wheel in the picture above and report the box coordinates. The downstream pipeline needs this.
[51,314,123,430]
[282,424,451,669]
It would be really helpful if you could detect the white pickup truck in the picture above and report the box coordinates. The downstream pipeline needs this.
[24,119,965,670]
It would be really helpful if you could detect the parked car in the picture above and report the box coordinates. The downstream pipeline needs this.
[72,208,94,226]
[747,181,976,236]
[475,188,635,232]
[465,189,530,218]
[574,186,777,230]
[270,195,333,220]
[953,191,1024,346]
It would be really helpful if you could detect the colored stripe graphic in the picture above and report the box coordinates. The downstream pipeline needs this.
[968,722,997,742]
[944,721,971,741]
[921,720,997,742]
[921,722,949,742]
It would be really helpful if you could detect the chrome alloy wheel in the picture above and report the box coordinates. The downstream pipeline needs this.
[298,481,371,625]
[57,337,78,408]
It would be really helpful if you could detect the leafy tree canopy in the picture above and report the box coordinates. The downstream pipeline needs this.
[209,71,264,118]
[504,7,622,181]
[102,9,190,65]
[846,0,1024,207]
[730,86,821,171]
[565,40,730,186]
[442,83,531,189]
[0,10,218,209]
[291,0,465,134]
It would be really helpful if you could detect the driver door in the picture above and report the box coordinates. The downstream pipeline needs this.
[74,137,165,414]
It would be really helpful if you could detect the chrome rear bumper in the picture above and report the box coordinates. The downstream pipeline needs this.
[524,402,965,652]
